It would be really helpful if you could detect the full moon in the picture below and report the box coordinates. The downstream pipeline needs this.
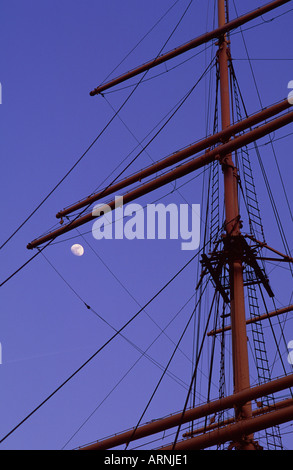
[71,244,84,256]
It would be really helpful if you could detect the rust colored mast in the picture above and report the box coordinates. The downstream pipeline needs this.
[217,0,254,449]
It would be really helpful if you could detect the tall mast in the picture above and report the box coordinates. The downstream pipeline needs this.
[217,0,254,450]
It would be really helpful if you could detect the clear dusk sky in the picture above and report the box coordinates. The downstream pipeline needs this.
[0,0,293,450]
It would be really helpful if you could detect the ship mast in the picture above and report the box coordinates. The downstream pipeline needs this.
[217,0,254,450]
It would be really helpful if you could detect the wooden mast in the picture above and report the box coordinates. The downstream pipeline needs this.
[217,0,254,449]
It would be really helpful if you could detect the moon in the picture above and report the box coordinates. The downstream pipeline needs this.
[71,244,84,256]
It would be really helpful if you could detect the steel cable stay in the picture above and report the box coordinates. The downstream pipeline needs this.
[0,0,195,253]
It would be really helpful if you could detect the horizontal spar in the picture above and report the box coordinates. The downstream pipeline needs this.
[27,110,293,249]
[78,374,293,450]
[182,398,293,438]
[159,402,293,450]
[89,0,291,96]
[56,98,291,219]
[207,304,293,336]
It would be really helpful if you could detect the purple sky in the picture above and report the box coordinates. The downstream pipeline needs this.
[0,0,293,450]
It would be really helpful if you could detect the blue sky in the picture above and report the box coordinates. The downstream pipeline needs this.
[0,0,293,450]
